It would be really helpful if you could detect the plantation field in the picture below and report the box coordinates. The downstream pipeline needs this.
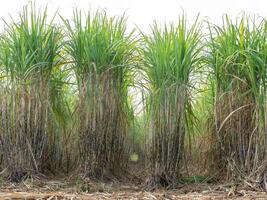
[1,180,267,200]
[2,1,267,198]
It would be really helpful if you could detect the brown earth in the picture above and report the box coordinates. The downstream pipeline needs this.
[0,179,267,200]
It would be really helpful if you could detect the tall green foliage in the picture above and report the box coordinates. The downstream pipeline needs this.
[208,15,267,186]
[1,3,267,188]
[0,3,64,180]
[141,15,203,184]
[62,10,137,176]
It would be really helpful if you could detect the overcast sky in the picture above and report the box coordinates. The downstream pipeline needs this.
[0,0,266,31]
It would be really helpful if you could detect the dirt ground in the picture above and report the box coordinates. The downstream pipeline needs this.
[0,191,266,200]
[0,179,267,200]
[1,190,267,200]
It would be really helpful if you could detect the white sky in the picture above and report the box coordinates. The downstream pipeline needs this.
[0,0,266,31]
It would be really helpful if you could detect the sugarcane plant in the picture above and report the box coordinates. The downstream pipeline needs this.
[62,10,137,177]
[207,15,267,188]
[0,3,64,181]
[141,15,203,187]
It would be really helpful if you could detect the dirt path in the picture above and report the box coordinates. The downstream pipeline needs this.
[0,190,267,199]
[0,191,265,200]
[0,180,267,199]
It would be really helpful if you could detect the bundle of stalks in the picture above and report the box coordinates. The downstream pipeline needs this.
[208,16,267,190]
[62,10,136,178]
[0,3,64,181]
[141,15,203,188]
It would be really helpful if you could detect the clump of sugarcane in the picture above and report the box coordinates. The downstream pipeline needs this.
[0,3,64,181]
[208,15,267,189]
[141,15,203,187]
[62,10,136,177]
